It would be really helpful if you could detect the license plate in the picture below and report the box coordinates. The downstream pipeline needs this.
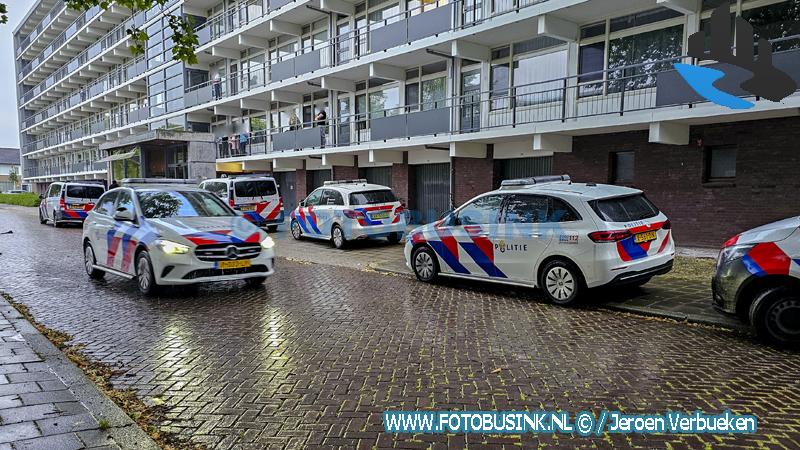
[370,211,390,220]
[634,230,658,243]
[240,205,256,211]
[69,204,84,210]
[217,259,252,270]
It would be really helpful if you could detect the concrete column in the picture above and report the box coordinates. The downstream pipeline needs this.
[187,141,217,181]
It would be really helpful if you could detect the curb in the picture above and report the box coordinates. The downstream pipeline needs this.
[0,298,159,450]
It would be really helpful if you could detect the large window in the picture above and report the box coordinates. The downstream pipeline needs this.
[611,151,635,185]
[607,25,684,92]
[704,146,737,181]
[490,37,567,109]
[743,1,800,51]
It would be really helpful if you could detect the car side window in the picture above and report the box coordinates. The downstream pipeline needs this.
[115,190,135,215]
[330,190,344,206]
[458,195,504,225]
[550,198,581,222]
[504,195,549,224]
[94,192,118,216]
[321,189,344,206]
[48,184,60,197]
[305,189,322,206]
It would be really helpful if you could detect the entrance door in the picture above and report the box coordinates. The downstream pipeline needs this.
[274,172,297,215]
[307,169,332,193]
[497,157,552,187]
[362,166,392,187]
[412,163,449,224]
[460,70,481,133]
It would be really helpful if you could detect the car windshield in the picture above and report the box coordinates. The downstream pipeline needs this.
[234,180,277,197]
[590,194,659,222]
[349,190,396,205]
[137,190,234,218]
[66,185,104,199]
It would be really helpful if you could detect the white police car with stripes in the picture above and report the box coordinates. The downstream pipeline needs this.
[405,175,675,305]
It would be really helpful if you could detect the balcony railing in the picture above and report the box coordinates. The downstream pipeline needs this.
[215,44,800,159]
[184,0,548,107]
[24,161,107,178]
[195,0,268,46]
[18,0,178,106]
[16,1,66,57]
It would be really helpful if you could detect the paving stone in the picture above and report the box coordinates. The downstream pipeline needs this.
[36,413,99,436]
[0,395,22,410]
[12,433,83,450]
[19,390,76,406]
[0,422,39,444]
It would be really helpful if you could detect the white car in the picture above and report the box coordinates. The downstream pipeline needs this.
[404,175,675,305]
[39,181,106,227]
[82,179,276,295]
[289,179,406,249]
[200,175,284,232]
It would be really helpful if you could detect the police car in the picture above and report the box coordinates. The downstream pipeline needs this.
[405,175,674,305]
[713,216,800,345]
[200,175,284,231]
[39,181,105,227]
[82,179,276,295]
[289,179,406,249]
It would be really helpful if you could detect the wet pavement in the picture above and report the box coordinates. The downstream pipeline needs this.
[0,205,798,449]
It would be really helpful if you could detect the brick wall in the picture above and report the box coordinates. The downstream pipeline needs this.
[391,163,410,206]
[332,165,359,180]
[295,169,307,201]
[553,116,800,247]
[452,156,495,207]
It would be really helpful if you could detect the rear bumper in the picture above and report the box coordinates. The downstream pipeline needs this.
[55,210,86,222]
[605,260,674,287]
[347,222,406,240]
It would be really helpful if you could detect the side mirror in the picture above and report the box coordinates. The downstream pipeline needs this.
[113,208,135,222]
[299,200,306,207]
[38,194,44,200]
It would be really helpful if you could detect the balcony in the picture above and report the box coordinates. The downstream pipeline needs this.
[15,1,68,59]
[23,161,107,179]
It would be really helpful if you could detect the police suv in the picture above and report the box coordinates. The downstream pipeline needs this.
[713,216,800,345]
[39,181,106,227]
[405,175,674,305]
[200,175,284,231]
[289,179,406,249]
[82,179,276,295]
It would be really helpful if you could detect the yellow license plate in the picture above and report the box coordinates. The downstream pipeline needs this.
[370,211,390,220]
[240,205,256,211]
[634,230,658,243]
[70,204,84,210]
[217,259,252,270]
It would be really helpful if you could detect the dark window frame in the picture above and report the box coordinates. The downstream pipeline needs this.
[610,151,636,185]
[703,145,737,183]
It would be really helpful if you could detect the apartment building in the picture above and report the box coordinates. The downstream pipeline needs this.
[15,0,800,246]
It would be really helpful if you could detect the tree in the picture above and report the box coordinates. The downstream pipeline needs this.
[8,168,19,189]
[4,1,198,64]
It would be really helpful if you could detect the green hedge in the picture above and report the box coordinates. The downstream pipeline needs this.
[0,193,41,207]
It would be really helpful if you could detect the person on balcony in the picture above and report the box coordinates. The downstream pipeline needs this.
[239,132,248,155]
[289,112,300,131]
[315,108,327,148]
[212,73,222,100]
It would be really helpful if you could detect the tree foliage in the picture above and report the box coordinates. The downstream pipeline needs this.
[8,0,198,64]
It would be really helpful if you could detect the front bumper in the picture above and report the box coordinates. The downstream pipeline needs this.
[150,249,276,285]
[712,257,751,315]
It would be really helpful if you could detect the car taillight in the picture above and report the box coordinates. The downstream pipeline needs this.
[661,219,671,230]
[588,230,631,242]
[722,234,740,248]
[59,194,66,210]
[279,196,284,210]
[228,198,236,208]
[395,205,405,215]
[343,209,365,219]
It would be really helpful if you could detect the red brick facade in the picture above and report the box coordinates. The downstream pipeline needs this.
[554,116,800,247]
[295,168,307,201]
[332,165,359,180]
[391,163,411,206]
[452,156,494,206]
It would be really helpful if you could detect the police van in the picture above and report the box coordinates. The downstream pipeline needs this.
[200,175,284,232]
[39,181,106,227]
[405,175,675,305]
[290,179,406,249]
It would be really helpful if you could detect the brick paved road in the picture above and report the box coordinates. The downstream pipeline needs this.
[0,205,799,449]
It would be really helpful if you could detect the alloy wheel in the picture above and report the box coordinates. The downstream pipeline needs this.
[291,220,301,239]
[415,251,435,280]
[84,246,95,275]
[137,257,151,292]
[333,227,343,248]
[545,267,575,302]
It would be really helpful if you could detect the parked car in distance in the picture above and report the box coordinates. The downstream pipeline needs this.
[713,216,800,346]
[200,175,284,232]
[39,181,105,227]
[405,175,675,305]
[82,179,276,295]
[290,179,406,249]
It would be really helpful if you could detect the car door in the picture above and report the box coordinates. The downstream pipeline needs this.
[298,189,323,236]
[110,189,140,274]
[496,194,554,282]
[45,183,61,219]
[315,189,339,237]
[447,194,506,279]
[89,191,118,267]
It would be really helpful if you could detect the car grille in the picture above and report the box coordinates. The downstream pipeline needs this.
[183,265,268,279]
[194,243,261,262]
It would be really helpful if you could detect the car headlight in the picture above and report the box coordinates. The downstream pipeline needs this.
[157,239,190,255]
[717,244,754,267]
[261,236,275,250]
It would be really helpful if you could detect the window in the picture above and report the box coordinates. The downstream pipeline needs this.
[48,183,61,197]
[611,152,635,185]
[136,191,233,218]
[203,182,228,198]
[743,2,800,52]
[66,185,105,200]
[607,25,684,92]
[458,195,504,225]
[578,42,605,84]
[233,180,277,197]
[705,146,737,181]
[115,190,135,214]
[609,7,682,33]
[504,195,549,224]
[321,189,344,206]
[513,50,567,105]
[490,63,510,109]
[94,191,118,216]
[550,198,581,222]
[349,189,396,205]
[304,189,323,206]
[590,194,660,222]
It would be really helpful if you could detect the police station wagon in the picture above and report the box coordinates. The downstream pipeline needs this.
[289,179,406,249]
[200,175,284,232]
[405,175,675,305]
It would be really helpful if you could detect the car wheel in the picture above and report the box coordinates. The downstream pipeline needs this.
[540,260,582,306]
[387,232,402,244]
[749,287,800,347]
[267,225,278,233]
[412,246,439,283]
[39,208,46,224]
[331,224,347,249]
[290,219,302,240]
[83,244,105,280]
[52,211,61,228]
[135,251,159,296]
[245,277,267,288]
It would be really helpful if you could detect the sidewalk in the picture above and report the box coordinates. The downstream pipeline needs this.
[0,297,157,450]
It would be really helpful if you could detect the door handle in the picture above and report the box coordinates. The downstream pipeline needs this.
[530,233,543,238]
